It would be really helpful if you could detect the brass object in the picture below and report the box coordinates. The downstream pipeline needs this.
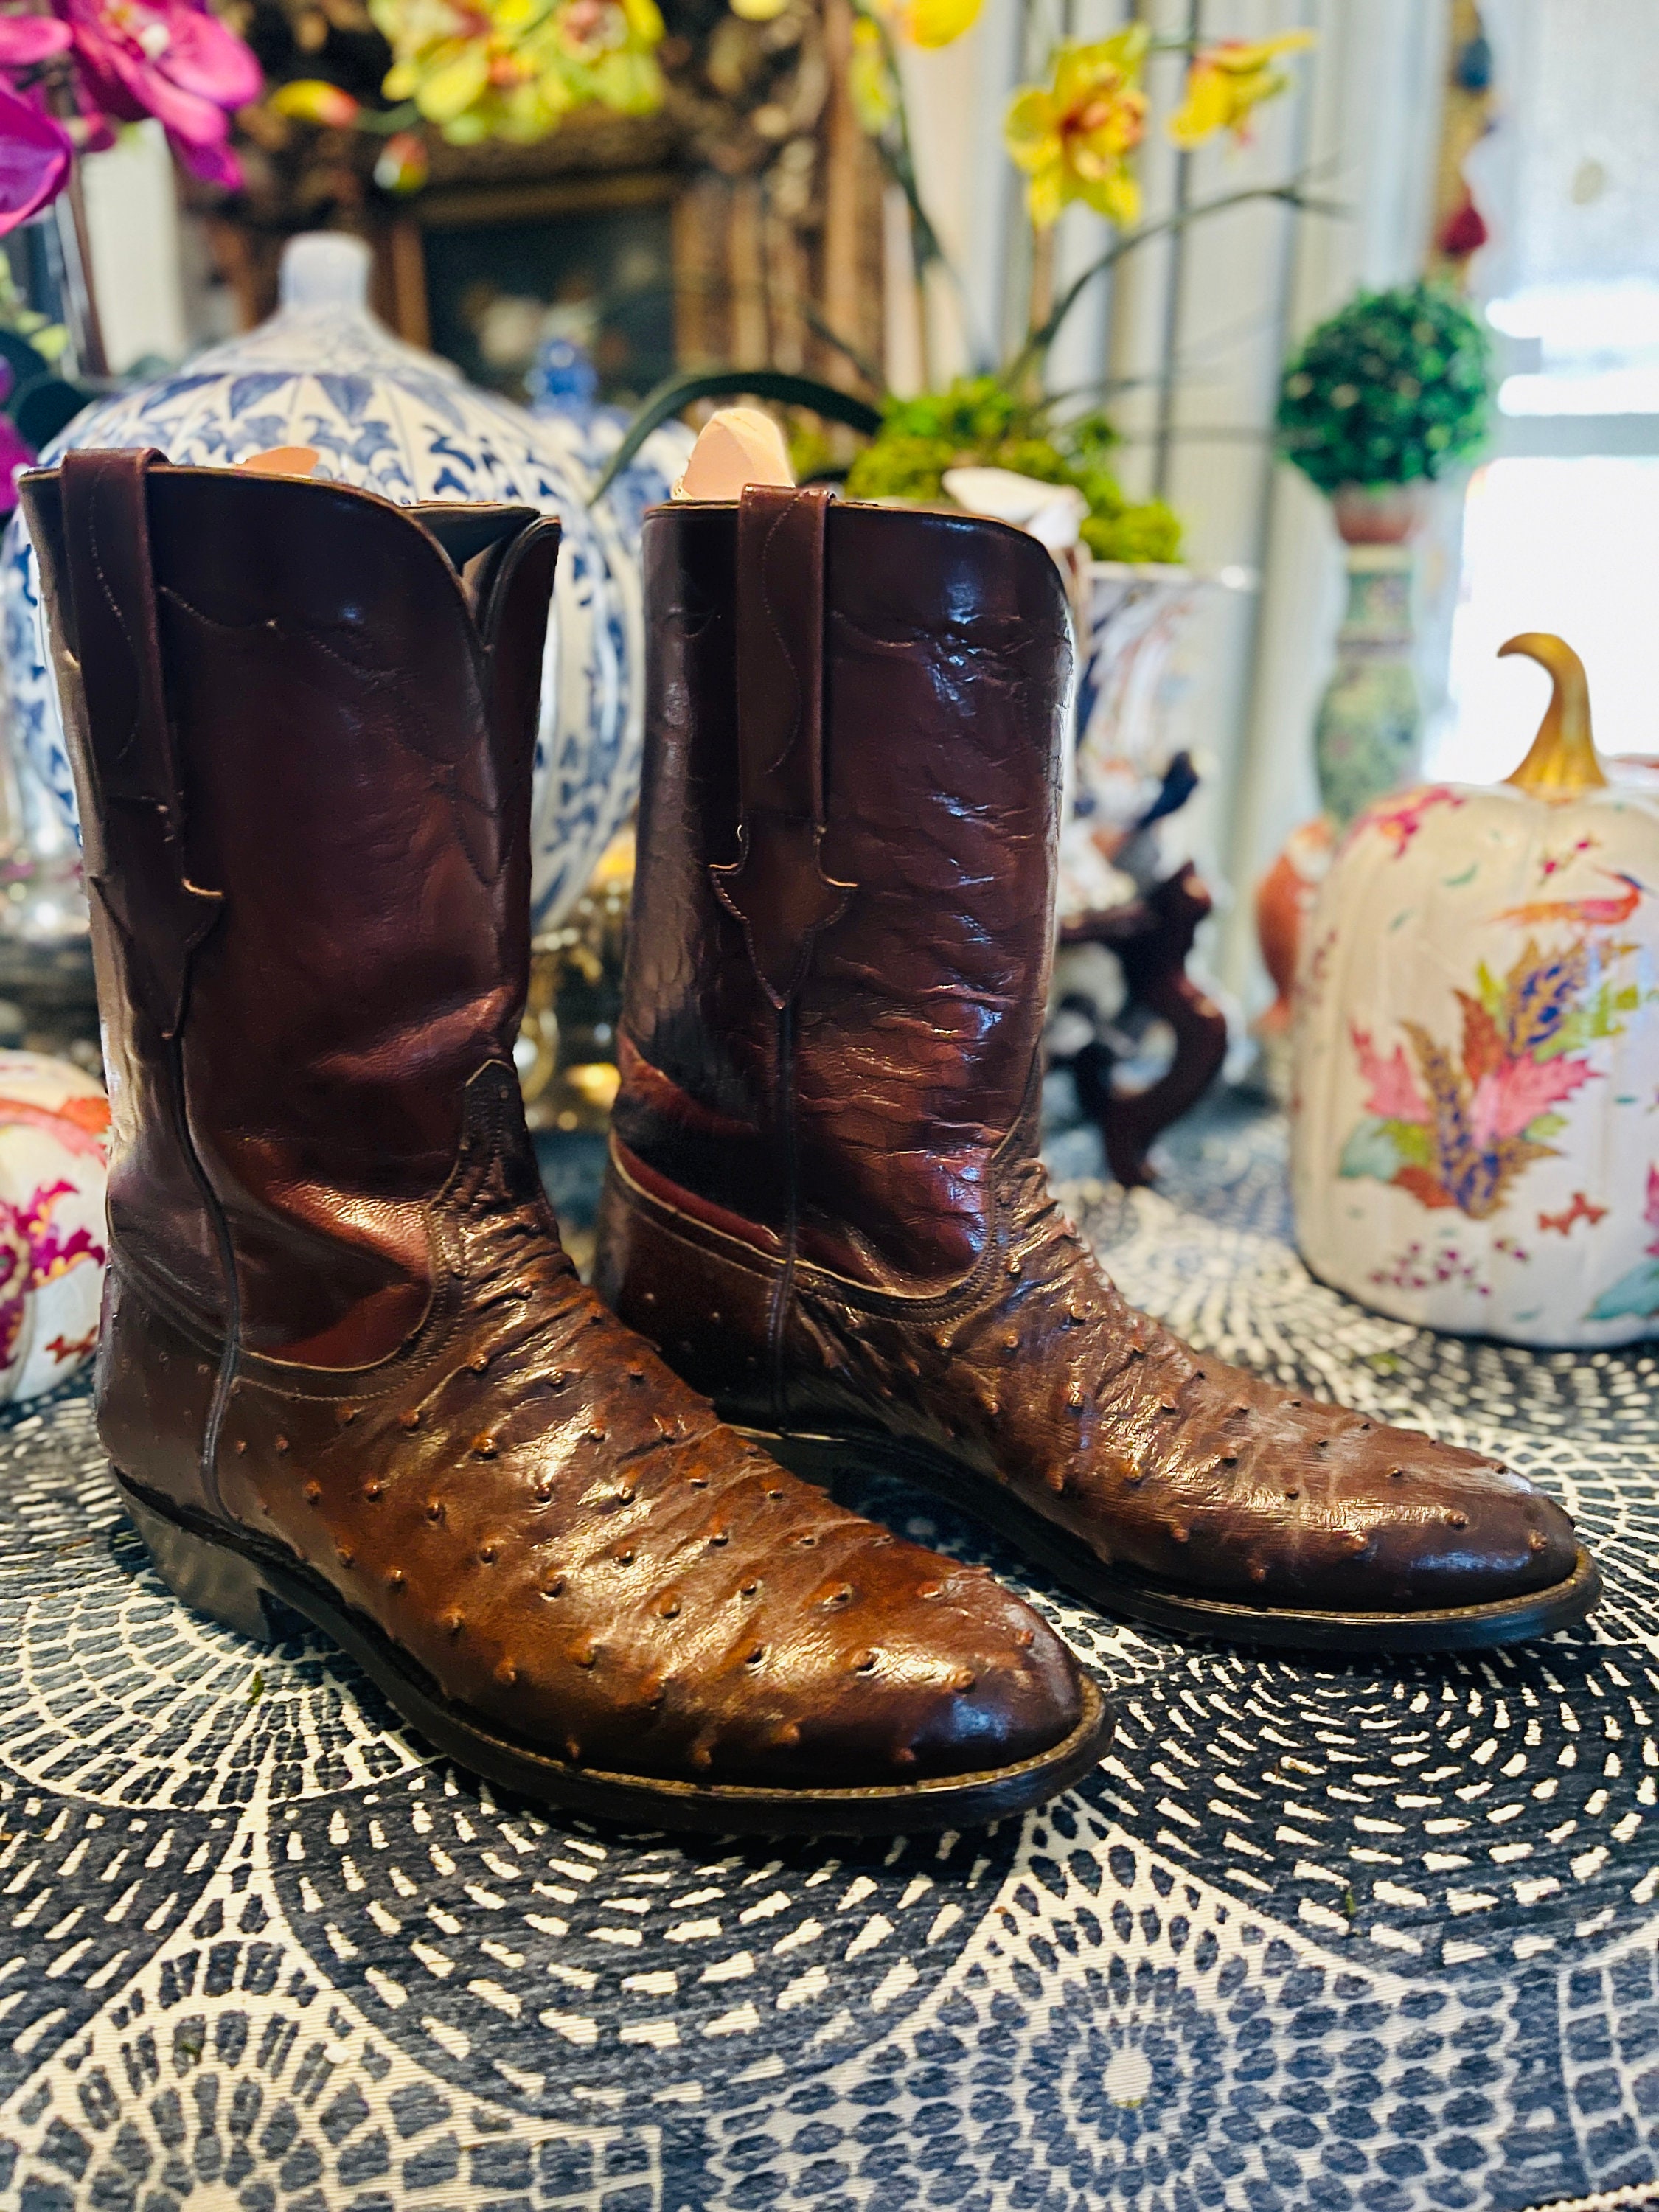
[518,831,633,1133]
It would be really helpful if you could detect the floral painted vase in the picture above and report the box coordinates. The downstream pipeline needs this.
[0,1049,108,1401]
[1291,633,1659,1347]
[1,233,645,930]
[524,335,691,825]
[1062,561,1253,913]
[1312,543,1420,828]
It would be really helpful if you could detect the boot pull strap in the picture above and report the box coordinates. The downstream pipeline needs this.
[475,513,562,917]
[710,482,856,1009]
[58,448,222,1038]
[61,449,186,820]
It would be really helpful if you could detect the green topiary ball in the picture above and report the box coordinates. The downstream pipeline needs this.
[1276,280,1493,495]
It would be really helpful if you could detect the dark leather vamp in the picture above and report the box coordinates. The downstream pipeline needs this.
[787,1151,1580,1613]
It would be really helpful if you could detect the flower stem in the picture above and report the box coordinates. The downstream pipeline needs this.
[1006,178,1343,388]
[352,101,420,137]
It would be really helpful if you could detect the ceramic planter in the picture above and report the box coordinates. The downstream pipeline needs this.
[1291,634,1659,1346]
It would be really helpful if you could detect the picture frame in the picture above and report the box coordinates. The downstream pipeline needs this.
[383,168,680,407]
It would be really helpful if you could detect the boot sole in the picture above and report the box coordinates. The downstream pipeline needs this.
[731,1422,1604,1655]
[116,1477,1113,1837]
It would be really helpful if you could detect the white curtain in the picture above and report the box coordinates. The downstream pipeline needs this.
[901,1,1450,1007]
[1475,0,1659,305]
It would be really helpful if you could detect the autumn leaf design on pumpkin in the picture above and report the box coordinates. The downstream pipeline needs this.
[1346,782,1465,863]
[1339,932,1640,1222]
[0,1179,107,1368]
[0,1091,110,1160]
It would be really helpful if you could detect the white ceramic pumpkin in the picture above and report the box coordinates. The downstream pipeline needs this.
[1291,633,1659,1348]
[0,1051,108,1398]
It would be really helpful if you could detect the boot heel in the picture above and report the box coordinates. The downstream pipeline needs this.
[120,1486,281,1646]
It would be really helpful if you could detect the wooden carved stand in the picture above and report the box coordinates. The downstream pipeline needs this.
[1055,863,1229,1189]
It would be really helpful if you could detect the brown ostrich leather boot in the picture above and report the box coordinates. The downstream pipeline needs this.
[21,449,1107,1834]
[593,484,1600,1653]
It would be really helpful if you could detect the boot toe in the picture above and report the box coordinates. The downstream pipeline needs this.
[439,1526,1093,1798]
[846,1561,1088,1782]
[1347,1441,1581,1610]
[1246,1415,1584,1613]
[688,1548,1089,1792]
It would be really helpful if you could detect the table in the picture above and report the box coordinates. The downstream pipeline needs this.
[0,1098,1653,2212]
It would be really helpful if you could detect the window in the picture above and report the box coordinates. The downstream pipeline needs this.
[1434,0,1659,782]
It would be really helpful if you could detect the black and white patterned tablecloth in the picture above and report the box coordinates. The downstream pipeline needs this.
[3,1102,1658,2212]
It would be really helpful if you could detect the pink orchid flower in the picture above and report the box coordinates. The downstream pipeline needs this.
[0,17,74,67]
[0,17,74,235]
[51,0,262,187]
[0,361,34,513]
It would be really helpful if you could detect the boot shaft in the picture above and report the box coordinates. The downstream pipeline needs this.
[615,489,1071,1293]
[23,452,559,1363]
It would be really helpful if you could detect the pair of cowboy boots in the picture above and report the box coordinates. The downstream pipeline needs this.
[22,450,1597,1841]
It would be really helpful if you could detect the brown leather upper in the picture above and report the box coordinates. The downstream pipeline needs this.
[24,452,1085,1786]
[599,487,1584,1617]
[30,456,553,1361]
[616,493,1069,1292]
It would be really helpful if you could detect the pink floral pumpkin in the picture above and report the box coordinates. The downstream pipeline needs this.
[1290,635,1659,1347]
[0,1050,108,1399]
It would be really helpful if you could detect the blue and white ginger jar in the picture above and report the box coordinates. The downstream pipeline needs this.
[526,333,692,546]
[525,336,691,765]
[1,233,645,929]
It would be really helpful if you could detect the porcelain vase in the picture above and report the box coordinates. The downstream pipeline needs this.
[1312,544,1422,828]
[1,233,658,930]
[1062,560,1252,914]
[526,334,692,543]
[1312,489,1425,829]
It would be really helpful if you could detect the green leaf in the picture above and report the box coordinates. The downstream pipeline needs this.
[1380,1117,1434,1166]
[591,370,884,504]
[1537,978,1638,1060]
[1589,1257,1659,1324]
[1526,1111,1568,1139]
[1475,960,1503,1020]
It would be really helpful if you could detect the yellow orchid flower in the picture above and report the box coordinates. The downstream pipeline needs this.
[849,13,897,133]
[1004,28,1149,231]
[729,0,792,18]
[842,0,981,49]
[373,0,662,144]
[1167,29,1315,148]
[271,79,363,126]
[899,0,981,50]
